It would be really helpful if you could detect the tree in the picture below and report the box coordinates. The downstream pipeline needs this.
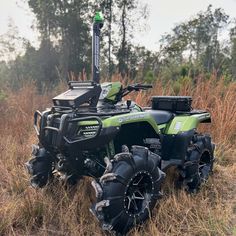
[230,25,236,80]
[99,0,116,79]
[0,19,27,62]
[27,0,149,81]
[0,20,59,90]
[160,5,229,76]
[18,40,59,91]
[115,0,148,78]
[28,0,95,79]
[0,19,28,87]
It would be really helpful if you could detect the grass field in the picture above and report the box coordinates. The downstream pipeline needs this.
[0,75,235,236]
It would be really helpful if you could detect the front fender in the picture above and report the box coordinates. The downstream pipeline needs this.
[102,112,160,134]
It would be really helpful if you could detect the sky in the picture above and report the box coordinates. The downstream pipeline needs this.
[0,1,39,46]
[0,0,236,51]
[135,0,236,50]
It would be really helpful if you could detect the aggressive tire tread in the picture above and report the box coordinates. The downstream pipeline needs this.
[180,134,215,193]
[91,145,165,235]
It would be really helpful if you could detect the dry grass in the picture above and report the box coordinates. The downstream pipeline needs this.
[0,76,235,236]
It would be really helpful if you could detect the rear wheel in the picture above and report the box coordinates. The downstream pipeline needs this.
[180,134,215,193]
[91,146,165,235]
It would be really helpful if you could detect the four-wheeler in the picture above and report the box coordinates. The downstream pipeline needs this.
[25,12,215,235]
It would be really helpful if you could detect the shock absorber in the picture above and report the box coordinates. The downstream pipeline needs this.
[92,12,104,84]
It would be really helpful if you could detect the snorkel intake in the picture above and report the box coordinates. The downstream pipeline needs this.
[92,12,104,84]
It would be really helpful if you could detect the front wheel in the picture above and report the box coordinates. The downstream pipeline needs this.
[91,146,165,235]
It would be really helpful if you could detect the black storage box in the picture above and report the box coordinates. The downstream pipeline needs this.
[53,82,101,108]
[151,96,192,112]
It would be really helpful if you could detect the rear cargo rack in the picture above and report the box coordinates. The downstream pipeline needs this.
[151,96,192,112]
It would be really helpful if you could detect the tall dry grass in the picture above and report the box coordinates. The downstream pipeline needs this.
[0,76,235,236]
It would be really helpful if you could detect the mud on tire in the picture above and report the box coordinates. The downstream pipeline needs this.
[91,146,165,235]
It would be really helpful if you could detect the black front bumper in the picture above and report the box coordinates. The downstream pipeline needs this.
[34,111,119,151]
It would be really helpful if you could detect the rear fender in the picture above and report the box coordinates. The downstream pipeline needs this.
[165,113,211,135]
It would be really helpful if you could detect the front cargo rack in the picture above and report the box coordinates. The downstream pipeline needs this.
[53,81,101,108]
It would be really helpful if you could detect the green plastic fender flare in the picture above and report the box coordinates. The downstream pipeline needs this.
[165,113,211,135]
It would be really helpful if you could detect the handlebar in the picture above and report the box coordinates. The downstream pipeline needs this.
[101,83,153,103]
[112,83,153,102]
[127,84,153,91]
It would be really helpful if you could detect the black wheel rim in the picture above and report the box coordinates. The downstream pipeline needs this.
[124,172,153,215]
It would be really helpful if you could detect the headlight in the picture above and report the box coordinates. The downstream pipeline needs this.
[77,125,100,138]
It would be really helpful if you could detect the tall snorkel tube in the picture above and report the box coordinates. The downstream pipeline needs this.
[92,12,104,84]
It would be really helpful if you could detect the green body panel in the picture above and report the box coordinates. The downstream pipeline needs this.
[77,108,210,138]
[78,120,99,126]
[102,112,160,134]
[165,112,211,134]
[158,124,167,131]
[104,82,122,101]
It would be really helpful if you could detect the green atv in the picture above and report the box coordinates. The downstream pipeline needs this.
[25,12,215,235]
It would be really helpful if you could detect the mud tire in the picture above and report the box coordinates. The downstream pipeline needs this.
[181,134,215,193]
[91,146,165,235]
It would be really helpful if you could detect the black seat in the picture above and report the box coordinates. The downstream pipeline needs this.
[147,110,174,125]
